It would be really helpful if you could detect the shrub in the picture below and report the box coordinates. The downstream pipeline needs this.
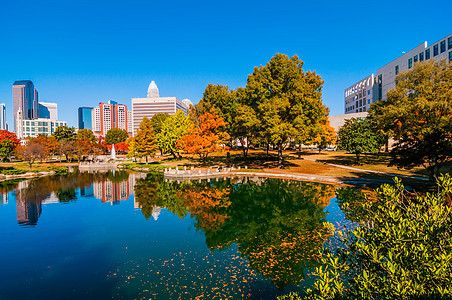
[304,175,452,299]
[0,167,27,175]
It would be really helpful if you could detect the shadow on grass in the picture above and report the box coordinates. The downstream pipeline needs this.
[338,171,434,191]
[187,152,300,169]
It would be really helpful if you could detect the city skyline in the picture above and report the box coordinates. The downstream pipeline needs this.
[0,0,451,128]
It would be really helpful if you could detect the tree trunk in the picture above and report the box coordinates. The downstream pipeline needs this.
[278,143,284,168]
[266,144,269,156]
[385,136,389,152]
[356,153,360,163]
[146,156,148,165]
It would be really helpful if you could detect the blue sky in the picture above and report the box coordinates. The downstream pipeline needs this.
[0,0,451,128]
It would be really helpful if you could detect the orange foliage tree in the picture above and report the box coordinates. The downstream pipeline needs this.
[179,110,229,160]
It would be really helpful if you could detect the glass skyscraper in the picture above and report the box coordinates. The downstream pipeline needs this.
[78,107,93,129]
[13,80,38,132]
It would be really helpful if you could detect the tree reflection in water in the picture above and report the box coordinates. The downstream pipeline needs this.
[134,174,336,289]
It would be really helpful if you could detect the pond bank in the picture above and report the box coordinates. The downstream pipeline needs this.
[0,170,57,182]
[118,164,418,187]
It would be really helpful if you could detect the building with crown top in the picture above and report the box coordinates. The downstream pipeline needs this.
[131,81,188,136]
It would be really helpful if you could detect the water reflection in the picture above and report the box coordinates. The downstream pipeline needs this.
[10,170,144,226]
[134,174,336,289]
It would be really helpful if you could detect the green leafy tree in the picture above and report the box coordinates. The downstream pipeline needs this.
[76,128,96,143]
[337,117,382,163]
[150,113,169,155]
[105,128,128,145]
[231,103,260,157]
[157,110,193,159]
[52,126,76,141]
[198,83,237,139]
[369,59,452,181]
[135,117,158,163]
[304,175,452,299]
[244,54,328,167]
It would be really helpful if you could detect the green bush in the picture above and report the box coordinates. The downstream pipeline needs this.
[304,175,452,299]
[0,167,27,175]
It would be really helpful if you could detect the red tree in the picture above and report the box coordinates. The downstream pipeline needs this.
[0,130,21,161]
[180,111,229,160]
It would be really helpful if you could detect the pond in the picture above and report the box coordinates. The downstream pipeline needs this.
[0,170,353,299]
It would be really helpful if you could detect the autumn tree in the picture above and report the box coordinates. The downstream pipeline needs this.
[150,113,169,155]
[105,128,128,145]
[76,129,96,143]
[157,110,193,159]
[197,83,237,139]
[369,59,452,181]
[244,54,329,167]
[337,117,382,163]
[126,137,137,159]
[135,117,159,163]
[16,138,46,170]
[180,110,229,160]
[313,119,337,153]
[0,130,20,161]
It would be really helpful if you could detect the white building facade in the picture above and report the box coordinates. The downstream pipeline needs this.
[15,107,67,139]
[345,33,452,114]
[0,103,6,130]
[131,81,188,136]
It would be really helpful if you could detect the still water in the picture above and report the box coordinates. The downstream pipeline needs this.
[0,171,350,299]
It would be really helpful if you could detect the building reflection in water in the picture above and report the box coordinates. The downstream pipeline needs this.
[12,171,146,226]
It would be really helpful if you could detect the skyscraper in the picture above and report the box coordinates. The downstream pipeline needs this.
[12,80,38,132]
[78,107,93,129]
[0,103,6,130]
[131,81,188,136]
[91,101,131,136]
[38,102,58,120]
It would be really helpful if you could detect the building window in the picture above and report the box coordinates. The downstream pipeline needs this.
[449,37,452,50]
[368,90,370,95]
[441,40,446,53]
[449,51,452,62]
[414,55,418,62]
[395,65,399,75]
[434,44,439,56]
[408,58,413,69]
[419,52,424,61]
[426,48,431,60]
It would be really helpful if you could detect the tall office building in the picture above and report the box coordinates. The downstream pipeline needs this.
[78,107,93,129]
[345,33,452,114]
[0,103,6,130]
[131,81,188,136]
[91,101,131,136]
[12,80,38,132]
[38,102,58,120]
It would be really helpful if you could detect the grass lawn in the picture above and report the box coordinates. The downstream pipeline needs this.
[158,149,439,184]
[0,161,78,173]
